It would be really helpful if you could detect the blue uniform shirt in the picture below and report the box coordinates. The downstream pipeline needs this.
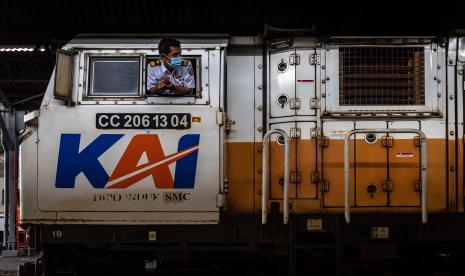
[147,60,195,94]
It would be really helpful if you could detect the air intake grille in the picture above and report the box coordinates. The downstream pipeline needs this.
[339,47,425,106]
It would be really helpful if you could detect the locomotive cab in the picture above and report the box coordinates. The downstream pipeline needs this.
[20,36,228,225]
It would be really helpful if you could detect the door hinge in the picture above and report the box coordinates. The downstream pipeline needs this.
[382,179,393,192]
[320,179,329,192]
[381,136,394,147]
[311,171,321,183]
[310,98,320,109]
[216,193,225,207]
[216,111,225,125]
[413,136,421,147]
[290,97,301,109]
[290,172,302,184]
[310,54,321,65]
[311,127,321,139]
[414,180,422,191]
[318,136,329,147]
[290,127,301,139]
[289,53,301,65]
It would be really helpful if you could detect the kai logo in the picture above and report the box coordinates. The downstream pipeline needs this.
[55,134,200,189]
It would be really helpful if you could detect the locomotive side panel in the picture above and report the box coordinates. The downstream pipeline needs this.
[225,44,262,213]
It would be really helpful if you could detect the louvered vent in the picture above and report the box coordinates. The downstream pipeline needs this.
[339,47,425,105]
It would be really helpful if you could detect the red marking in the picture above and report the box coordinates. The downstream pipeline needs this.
[297,80,314,83]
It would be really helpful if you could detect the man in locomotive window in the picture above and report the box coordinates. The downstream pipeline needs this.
[147,38,195,96]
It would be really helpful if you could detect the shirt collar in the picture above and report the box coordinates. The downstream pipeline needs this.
[160,60,176,74]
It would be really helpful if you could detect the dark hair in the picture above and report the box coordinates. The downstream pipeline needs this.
[158,38,181,55]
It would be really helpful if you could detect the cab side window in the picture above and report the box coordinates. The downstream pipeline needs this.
[146,56,201,97]
[88,56,141,97]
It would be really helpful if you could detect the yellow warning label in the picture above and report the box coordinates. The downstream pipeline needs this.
[329,130,350,138]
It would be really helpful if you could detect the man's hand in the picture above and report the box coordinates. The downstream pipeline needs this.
[159,76,172,88]
[149,77,173,95]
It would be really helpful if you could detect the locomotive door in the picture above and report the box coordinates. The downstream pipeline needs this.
[352,122,421,207]
[268,48,319,202]
[353,121,389,206]
[269,49,296,118]
[387,121,421,206]
[294,49,319,199]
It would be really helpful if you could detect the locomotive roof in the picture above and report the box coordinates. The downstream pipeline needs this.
[66,34,229,49]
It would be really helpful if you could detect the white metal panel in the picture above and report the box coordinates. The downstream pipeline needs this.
[20,128,57,222]
[269,49,296,118]
[226,53,256,142]
[295,49,317,117]
[35,105,221,223]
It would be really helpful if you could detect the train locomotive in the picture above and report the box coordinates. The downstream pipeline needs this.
[18,34,465,274]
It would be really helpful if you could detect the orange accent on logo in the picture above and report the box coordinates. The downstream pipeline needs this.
[105,134,198,189]
[192,117,201,122]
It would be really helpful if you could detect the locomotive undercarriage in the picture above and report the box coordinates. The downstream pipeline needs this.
[28,210,465,275]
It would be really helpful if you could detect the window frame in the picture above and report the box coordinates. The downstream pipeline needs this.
[75,48,212,105]
[145,55,202,98]
[323,43,442,115]
[83,53,145,100]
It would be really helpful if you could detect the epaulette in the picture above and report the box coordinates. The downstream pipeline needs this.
[182,60,189,66]
[149,60,161,67]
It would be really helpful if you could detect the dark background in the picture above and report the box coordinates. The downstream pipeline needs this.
[0,0,464,110]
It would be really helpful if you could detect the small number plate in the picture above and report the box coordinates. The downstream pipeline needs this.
[96,113,191,129]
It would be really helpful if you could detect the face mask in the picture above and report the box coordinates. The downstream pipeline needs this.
[169,56,183,68]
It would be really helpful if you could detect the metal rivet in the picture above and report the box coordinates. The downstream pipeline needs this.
[257,127,263,132]
[450,130,455,136]
[257,105,263,111]
[258,64,263,69]
[257,85,263,90]
[257,169,262,174]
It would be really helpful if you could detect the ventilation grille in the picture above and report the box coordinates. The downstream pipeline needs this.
[339,47,425,106]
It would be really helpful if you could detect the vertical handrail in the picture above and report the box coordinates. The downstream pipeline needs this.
[344,128,428,224]
[262,130,290,225]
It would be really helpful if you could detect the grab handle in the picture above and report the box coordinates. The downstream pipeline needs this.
[262,130,290,225]
[344,128,428,224]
